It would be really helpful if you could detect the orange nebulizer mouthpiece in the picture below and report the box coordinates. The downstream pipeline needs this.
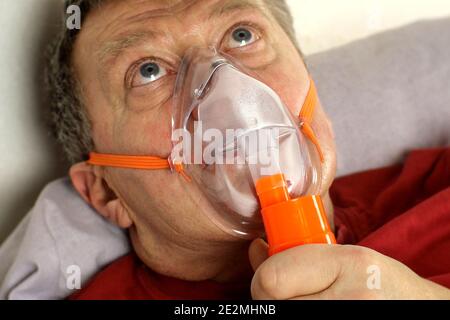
[256,174,336,256]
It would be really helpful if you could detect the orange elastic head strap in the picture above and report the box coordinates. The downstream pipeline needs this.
[87,78,323,171]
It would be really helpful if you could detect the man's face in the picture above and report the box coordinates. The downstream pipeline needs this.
[73,0,336,246]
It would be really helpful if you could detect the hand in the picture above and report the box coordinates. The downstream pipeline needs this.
[249,239,450,300]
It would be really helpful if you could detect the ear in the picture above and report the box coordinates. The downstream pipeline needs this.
[69,162,133,228]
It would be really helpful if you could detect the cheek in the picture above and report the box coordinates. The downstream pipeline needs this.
[258,58,310,116]
[111,100,173,157]
[83,82,117,153]
[109,166,232,241]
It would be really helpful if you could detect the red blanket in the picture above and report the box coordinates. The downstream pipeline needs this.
[71,148,450,299]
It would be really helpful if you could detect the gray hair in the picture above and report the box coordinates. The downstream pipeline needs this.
[45,0,299,163]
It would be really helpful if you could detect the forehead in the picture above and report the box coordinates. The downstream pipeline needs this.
[84,0,265,33]
[76,0,269,67]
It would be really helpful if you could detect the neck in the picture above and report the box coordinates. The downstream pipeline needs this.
[130,226,254,284]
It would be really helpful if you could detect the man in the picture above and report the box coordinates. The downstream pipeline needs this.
[45,0,450,299]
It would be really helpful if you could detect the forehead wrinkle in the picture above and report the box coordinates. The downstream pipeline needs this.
[210,0,265,19]
[124,0,198,24]
[123,0,264,25]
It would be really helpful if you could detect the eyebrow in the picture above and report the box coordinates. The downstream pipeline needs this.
[98,30,165,64]
[97,0,265,64]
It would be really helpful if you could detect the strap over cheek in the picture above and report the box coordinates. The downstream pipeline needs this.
[299,78,325,163]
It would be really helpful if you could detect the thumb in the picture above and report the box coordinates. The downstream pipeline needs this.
[249,238,269,271]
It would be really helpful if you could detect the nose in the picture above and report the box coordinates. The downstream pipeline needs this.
[193,57,229,99]
[211,58,227,69]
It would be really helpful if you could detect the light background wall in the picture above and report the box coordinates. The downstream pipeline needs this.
[1,0,450,243]
[287,0,450,55]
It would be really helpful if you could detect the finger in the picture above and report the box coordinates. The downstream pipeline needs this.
[248,238,269,271]
[251,244,342,300]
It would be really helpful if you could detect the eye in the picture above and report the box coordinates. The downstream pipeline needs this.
[130,61,167,87]
[228,26,258,49]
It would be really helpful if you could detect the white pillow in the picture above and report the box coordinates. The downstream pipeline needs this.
[0,179,129,299]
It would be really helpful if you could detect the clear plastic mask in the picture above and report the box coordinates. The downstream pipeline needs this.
[170,48,322,238]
